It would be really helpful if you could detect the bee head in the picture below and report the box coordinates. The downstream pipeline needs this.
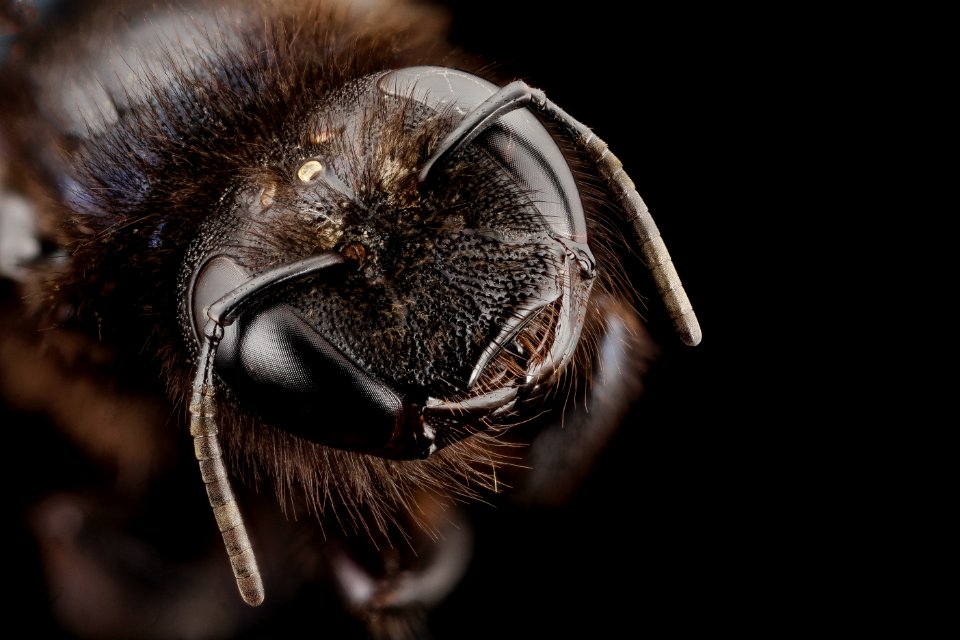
[183,67,596,460]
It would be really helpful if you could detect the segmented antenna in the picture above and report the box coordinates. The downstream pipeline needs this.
[419,81,702,346]
[190,319,263,605]
[189,251,348,607]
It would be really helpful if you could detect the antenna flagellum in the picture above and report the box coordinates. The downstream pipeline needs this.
[189,319,265,606]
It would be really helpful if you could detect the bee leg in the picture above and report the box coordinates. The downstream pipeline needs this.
[514,293,659,506]
[326,493,473,640]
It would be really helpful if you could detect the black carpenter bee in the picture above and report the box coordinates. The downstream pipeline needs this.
[1,0,701,637]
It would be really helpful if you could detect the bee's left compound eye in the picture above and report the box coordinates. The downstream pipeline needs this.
[381,67,598,392]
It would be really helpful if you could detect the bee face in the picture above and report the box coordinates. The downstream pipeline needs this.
[181,67,598,459]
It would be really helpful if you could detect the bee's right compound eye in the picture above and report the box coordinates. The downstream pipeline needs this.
[189,253,428,458]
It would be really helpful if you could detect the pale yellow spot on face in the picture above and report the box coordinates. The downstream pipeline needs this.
[297,160,324,183]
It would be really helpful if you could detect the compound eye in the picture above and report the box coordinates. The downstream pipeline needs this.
[378,67,597,396]
[379,66,589,245]
[188,254,426,457]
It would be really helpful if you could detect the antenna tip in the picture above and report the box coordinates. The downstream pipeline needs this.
[237,573,265,606]
[678,316,703,347]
